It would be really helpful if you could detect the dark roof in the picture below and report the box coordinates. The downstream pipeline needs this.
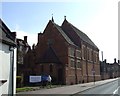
[0,19,16,46]
[70,22,98,49]
[62,19,98,49]
[17,39,29,47]
[37,46,61,64]
[51,21,74,45]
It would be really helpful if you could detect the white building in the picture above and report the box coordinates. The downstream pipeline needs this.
[0,19,16,95]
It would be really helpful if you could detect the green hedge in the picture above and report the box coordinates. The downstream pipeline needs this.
[16,76,22,88]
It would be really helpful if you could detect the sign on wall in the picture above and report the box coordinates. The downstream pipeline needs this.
[29,76,41,83]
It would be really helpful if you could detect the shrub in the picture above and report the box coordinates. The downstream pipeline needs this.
[17,76,22,88]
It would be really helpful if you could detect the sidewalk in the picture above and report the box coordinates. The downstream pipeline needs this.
[17,78,118,94]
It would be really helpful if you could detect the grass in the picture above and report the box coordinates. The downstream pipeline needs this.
[16,87,35,93]
[16,84,64,93]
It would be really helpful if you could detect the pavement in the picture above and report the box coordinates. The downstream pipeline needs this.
[17,78,118,95]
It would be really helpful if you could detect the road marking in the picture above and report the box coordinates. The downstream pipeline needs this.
[113,86,120,95]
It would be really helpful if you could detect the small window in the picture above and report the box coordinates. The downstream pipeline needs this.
[77,60,81,68]
[47,39,53,46]
[68,47,75,57]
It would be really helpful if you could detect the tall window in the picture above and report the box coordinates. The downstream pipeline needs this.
[89,49,92,61]
[87,48,90,61]
[70,59,75,67]
[76,50,81,59]
[94,51,98,63]
[96,52,99,63]
[82,45,86,60]
[68,47,75,57]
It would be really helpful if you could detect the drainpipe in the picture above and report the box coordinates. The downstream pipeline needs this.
[9,46,15,96]
[12,50,14,96]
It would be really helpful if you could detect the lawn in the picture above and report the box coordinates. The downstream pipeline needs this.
[16,85,64,93]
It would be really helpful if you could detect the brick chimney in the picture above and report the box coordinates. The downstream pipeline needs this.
[114,58,116,63]
[104,59,107,63]
[38,33,43,44]
[118,60,120,63]
[11,32,16,40]
[24,36,27,43]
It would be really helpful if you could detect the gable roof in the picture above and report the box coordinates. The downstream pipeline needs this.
[62,19,98,49]
[17,38,29,47]
[37,46,61,64]
[50,20,74,45]
[0,19,16,46]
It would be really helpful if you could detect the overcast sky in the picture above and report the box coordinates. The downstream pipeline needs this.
[1,0,119,63]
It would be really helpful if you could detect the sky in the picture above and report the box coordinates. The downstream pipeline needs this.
[1,0,119,63]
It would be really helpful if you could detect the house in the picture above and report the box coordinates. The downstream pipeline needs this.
[100,58,120,80]
[0,19,16,95]
[24,17,101,85]
[16,36,30,87]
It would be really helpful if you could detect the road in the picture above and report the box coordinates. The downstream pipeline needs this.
[77,79,120,95]
[17,78,119,95]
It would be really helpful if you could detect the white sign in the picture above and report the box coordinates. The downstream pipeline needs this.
[29,76,41,83]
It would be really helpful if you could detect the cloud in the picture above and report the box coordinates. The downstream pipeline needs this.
[14,24,20,31]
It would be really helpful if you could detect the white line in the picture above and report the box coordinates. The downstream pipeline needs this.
[113,86,120,94]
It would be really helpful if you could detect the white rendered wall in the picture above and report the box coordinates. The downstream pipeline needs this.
[0,42,16,95]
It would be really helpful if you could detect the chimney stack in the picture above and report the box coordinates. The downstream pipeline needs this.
[118,60,120,63]
[104,59,107,63]
[38,33,43,43]
[24,36,27,43]
[114,58,116,63]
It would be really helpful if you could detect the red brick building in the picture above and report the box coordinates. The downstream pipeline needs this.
[24,17,101,85]
[100,59,120,80]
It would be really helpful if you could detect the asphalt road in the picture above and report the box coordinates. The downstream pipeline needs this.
[77,79,120,95]
[17,78,118,95]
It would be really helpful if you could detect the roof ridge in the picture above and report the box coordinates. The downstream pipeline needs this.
[62,19,98,49]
